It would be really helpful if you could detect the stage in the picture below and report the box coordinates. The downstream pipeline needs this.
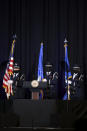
[0,99,87,130]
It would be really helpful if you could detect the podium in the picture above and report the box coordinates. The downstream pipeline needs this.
[31,81,47,100]
[17,80,48,100]
[32,92,39,100]
[31,88,40,100]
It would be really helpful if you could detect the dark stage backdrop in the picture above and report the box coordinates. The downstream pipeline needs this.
[0,0,87,99]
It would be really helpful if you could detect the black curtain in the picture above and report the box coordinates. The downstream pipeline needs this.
[0,0,87,98]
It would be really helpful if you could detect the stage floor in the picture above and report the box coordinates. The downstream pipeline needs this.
[0,99,87,129]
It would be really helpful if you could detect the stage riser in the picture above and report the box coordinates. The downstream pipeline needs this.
[0,100,87,129]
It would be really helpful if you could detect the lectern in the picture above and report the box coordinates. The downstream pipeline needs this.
[21,80,47,100]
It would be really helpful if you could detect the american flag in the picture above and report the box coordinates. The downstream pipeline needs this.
[2,39,16,99]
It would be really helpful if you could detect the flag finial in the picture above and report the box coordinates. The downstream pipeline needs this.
[13,34,17,40]
[64,38,68,43]
[41,41,43,45]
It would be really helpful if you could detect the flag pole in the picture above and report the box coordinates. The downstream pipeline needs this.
[40,41,44,99]
[64,38,70,100]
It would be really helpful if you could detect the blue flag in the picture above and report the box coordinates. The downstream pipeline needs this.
[37,42,44,99]
[65,44,72,81]
[37,42,44,81]
[63,39,72,100]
